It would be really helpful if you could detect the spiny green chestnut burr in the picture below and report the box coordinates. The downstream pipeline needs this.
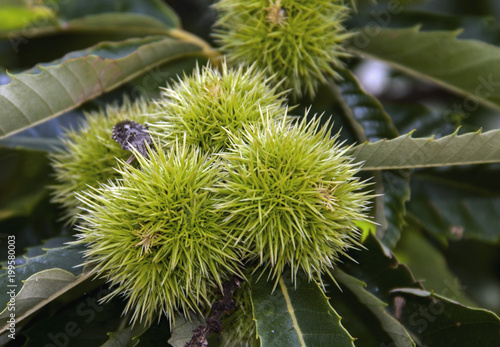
[214,0,354,99]
[149,62,288,152]
[215,113,372,283]
[49,98,158,224]
[75,142,243,325]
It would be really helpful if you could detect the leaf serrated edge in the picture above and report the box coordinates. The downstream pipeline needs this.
[351,128,500,170]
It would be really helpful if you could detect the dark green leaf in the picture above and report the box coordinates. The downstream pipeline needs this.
[332,269,415,347]
[66,13,173,34]
[325,279,393,346]
[23,236,73,258]
[329,234,421,346]
[443,238,500,313]
[376,171,410,248]
[0,136,63,152]
[102,322,150,347]
[390,288,500,346]
[384,102,460,139]
[54,0,179,28]
[251,269,355,347]
[351,4,500,45]
[0,244,86,310]
[331,68,399,142]
[0,0,179,38]
[351,27,500,111]
[0,109,84,152]
[0,148,52,221]
[326,69,409,248]
[340,234,423,305]
[0,267,98,337]
[18,284,125,347]
[408,165,500,242]
[336,234,500,347]
[135,317,171,347]
[0,36,202,139]
[393,225,476,306]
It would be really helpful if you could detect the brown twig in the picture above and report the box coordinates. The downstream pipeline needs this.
[185,276,242,347]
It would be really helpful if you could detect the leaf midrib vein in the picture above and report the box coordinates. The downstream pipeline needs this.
[279,278,306,347]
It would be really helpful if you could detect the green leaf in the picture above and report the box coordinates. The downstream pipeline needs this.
[135,317,171,347]
[442,237,500,313]
[407,166,500,242]
[0,136,63,152]
[18,284,127,346]
[330,68,399,142]
[23,236,73,258]
[375,171,410,248]
[325,234,419,346]
[251,269,355,347]
[54,0,179,28]
[350,129,500,170]
[0,267,98,336]
[0,244,86,310]
[330,234,419,346]
[352,6,500,45]
[384,102,460,140]
[102,322,150,347]
[393,225,476,306]
[325,280,392,346]
[128,56,206,99]
[0,236,73,271]
[66,13,174,35]
[351,27,500,111]
[0,147,52,221]
[340,234,423,304]
[325,69,409,248]
[0,36,202,139]
[0,3,56,32]
[390,288,500,346]
[335,235,499,346]
[332,269,415,347]
[0,0,179,38]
